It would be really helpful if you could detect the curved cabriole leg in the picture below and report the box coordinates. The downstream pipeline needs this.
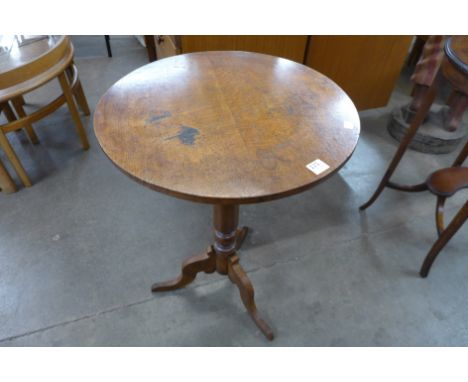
[152,205,273,340]
[359,79,438,211]
[235,226,249,250]
[435,196,446,236]
[151,247,216,292]
[420,201,468,278]
[228,255,274,341]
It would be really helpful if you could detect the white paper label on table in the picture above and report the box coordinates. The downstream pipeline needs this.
[306,159,330,175]
[343,121,354,129]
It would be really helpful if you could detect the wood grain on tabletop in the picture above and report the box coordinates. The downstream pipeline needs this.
[94,51,360,204]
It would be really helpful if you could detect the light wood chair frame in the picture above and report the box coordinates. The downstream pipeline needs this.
[0,36,90,188]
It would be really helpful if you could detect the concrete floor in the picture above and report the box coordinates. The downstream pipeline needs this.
[0,36,467,346]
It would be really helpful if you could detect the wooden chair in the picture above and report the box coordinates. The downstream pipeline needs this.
[0,36,90,188]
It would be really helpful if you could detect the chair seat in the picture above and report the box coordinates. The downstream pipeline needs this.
[426,166,468,197]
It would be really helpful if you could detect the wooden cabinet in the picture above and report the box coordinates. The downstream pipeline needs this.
[305,36,413,110]
[180,35,308,64]
[148,35,413,110]
[155,35,180,59]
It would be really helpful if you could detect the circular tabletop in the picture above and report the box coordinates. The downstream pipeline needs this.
[0,35,62,75]
[0,35,70,102]
[94,51,360,204]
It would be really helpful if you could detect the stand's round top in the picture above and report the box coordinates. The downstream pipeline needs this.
[94,51,360,204]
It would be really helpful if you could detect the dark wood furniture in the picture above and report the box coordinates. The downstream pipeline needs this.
[443,36,468,132]
[420,146,468,277]
[94,51,360,340]
[0,35,90,189]
[143,35,157,62]
[407,36,429,66]
[360,36,468,276]
[104,35,112,57]
[181,35,308,63]
[149,35,412,110]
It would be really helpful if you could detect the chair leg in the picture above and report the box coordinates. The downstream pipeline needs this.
[435,196,446,236]
[58,72,90,150]
[1,101,17,122]
[74,80,91,116]
[17,95,26,106]
[0,157,16,193]
[105,35,112,58]
[66,63,91,116]
[0,130,31,187]
[1,102,23,137]
[420,201,468,278]
[359,78,438,210]
[11,98,40,144]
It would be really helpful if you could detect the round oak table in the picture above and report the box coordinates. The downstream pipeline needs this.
[94,51,360,340]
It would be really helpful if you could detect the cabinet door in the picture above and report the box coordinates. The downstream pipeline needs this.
[181,36,308,63]
[305,36,413,110]
[155,35,180,59]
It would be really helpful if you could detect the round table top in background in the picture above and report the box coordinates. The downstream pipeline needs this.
[94,51,360,204]
[0,35,71,102]
[0,35,62,75]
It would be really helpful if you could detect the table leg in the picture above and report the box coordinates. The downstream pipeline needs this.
[420,201,468,278]
[105,35,112,58]
[151,248,216,291]
[0,157,16,194]
[235,226,249,250]
[11,97,40,144]
[58,72,90,150]
[151,204,274,340]
[0,130,31,187]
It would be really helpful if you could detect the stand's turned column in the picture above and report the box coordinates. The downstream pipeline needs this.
[151,204,274,340]
[213,204,239,274]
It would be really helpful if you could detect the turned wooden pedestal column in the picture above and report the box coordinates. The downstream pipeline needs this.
[152,204,273,339]
[94,51,360,340]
